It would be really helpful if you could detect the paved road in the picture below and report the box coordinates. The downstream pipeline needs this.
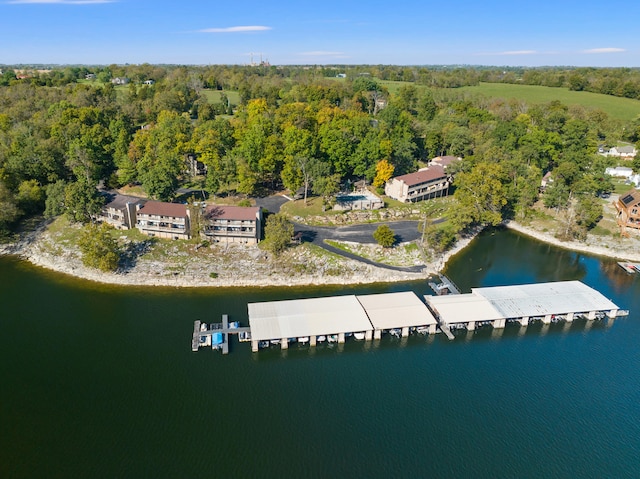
[293,220,426,273]
[253,194,432,272]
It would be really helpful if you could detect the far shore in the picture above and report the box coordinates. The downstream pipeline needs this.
[1,219,639,288]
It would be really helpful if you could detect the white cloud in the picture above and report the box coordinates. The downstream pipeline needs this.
[583,47,625,54]
[8,0,113,3]
[197,26,271,33]
[497,50,538,56]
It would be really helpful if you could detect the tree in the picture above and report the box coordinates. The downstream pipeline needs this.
[78,223,121,272]
[0,181,21,235]
[64,179,104,223]
[373,159,394,188]
[373,224,395,248]
[452,162,508,229]
[44,180,67,219]
[262,213,294,256]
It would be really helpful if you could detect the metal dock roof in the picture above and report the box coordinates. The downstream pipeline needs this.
[425,293,504,324]
[356,291,437,329]
[426,281,619,325]
[248,295,373,341]
[472,280,618,318]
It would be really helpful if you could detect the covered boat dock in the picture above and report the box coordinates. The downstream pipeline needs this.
[425,280,620,332]
[356,291,438,338]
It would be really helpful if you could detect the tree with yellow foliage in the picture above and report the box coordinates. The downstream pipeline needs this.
[373,159,394,188]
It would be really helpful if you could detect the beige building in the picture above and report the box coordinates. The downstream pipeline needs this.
[98,194,146,230]
[615,189,640,230]
[136,201,191,240]
[385,165,450,203]
[202,205,262,244]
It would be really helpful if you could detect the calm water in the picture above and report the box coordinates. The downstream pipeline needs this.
[1,228,639,478]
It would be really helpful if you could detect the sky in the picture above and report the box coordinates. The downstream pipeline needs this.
[1,0,639,67]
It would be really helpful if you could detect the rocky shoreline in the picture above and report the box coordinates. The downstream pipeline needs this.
[2,220,639,288]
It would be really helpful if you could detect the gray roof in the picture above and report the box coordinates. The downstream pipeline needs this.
[248,295,373,341]
[426,281,619,325]
[104,194,146,211]
[356,291,437,329]
[472,281,618,318]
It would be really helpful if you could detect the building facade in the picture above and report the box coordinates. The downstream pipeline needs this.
[202,205,262,244]
[136,201,191,240]
[615,189,640,229]
[98,194,146,230]
[385,165,450,203]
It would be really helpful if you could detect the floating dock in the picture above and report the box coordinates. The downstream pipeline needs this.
[617,262,640,274]
[191,314,251,354]
[192,281,626,354]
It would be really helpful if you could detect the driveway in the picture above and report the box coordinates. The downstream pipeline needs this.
[254,195,289,214]
[293,220,426,272]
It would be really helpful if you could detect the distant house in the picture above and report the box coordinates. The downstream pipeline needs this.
[615,189,640,229]
[385,165,450,203]
[143,79,155,85]
[111,77,130,85]
[97,194,146,230]
[605,166,634,178]
[186,154,206,177]
[336,73,347,78]
[429,155,461,170]
[202,205,262,244]
[85,73,96,80]
[608,146,637,159]
[136,201,190,240]
[541,171,554,189]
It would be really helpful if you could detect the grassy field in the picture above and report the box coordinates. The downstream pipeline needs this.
[201,89,240,106]
[458,83,640,122]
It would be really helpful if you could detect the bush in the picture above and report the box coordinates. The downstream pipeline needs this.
[373,224,395,248]
[78,223,121,272]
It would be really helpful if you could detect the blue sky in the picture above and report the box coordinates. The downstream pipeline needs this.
[1,0,639,66]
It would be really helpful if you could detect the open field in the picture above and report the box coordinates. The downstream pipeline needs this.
[458,83,640,122]
[201,89,240,105]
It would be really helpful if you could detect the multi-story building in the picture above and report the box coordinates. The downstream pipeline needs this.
[135,201,191,240]
[385,165,450,203]
[98,194,146,230]
[615,189,640,230]
[202,205,262,244]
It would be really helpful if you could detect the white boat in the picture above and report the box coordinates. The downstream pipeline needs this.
[416,326,429,335]
[270,339,281,345]
[353,332,365,340]
[317,335,326,343]
[258,341,270,349]
[298,336,309,344]
[327,334,338,343]
[389,328,401,338]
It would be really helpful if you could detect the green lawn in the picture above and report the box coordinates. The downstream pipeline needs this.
[458,83,640,122]
[201,89,240,106]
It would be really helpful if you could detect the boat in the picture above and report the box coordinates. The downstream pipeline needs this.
[258,341,270,349]
[327,334,338,343]
[270,339,281,345]
[317,335,326,343]
[416,326,429,335]
[298,336,309,344]
[617,310,630,317]
[353,332,365,340]
[229,321,239,328]
[200,322,208,331]
[389,328,401,338]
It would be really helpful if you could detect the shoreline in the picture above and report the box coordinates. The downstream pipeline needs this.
[2,219,638,288]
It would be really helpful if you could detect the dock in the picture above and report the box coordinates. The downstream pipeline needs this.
[429,274,461,295]
[617,262,640,274]
[191,280,627,354]
[191,314,251,354]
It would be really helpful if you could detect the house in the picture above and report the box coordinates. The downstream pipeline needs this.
[385,165,450,203]
[98,194,146,230]
[143,79,155,85]
[541,171,554,189]
[429,155,461,170]
[186,154,206,177]
[608,146,637,159]
[201,205,262,244]
[111,77,130,85]
[615,189,640,229]
[136,201,190,240]
[605,166,633,178]
[85,73,96,80]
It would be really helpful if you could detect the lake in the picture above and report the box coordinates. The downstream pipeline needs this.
[1,228,639,478]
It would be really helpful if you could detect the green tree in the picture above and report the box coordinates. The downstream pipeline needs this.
[64,179,104,223]
[373,224,395,248]
[78,223,120,272]
[44,180,67,218]
[262,213,294,256]
[452,162,508,229]
[0,181,21,235]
